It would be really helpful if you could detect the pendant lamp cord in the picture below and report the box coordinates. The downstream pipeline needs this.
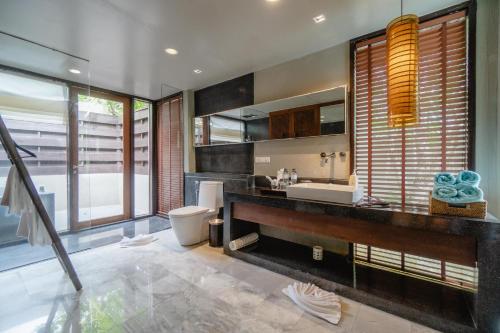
[401,0,403,17]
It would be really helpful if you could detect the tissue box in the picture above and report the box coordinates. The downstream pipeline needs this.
[428,192,487,219]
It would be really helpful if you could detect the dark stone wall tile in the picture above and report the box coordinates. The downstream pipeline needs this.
[184,173,253,206]
[194,73,254,116]
[195,143,254,174]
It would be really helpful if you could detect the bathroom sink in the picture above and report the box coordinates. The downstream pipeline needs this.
[286,183,364,205]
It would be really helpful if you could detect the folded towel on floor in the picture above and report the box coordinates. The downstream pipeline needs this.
[120,234,157,247]
[432,185,458,200]
[434,172,456,186]
[282,282,341,325]
[456,170,481,187]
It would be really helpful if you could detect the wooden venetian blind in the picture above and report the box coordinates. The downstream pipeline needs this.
[354,10,469,207]
[353,10,476,290]
[157,95,184,216]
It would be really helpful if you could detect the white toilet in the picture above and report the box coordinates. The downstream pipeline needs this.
[168,181,223,246]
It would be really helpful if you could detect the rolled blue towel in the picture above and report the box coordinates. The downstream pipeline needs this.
[456,170,481,187]
[432,185,458,200]
[434,172,456,186]
[455,183,484,203]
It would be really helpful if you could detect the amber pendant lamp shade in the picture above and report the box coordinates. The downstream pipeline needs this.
[386,14,419,127]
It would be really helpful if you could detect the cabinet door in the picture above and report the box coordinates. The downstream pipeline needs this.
[269,110,292,139]
[293,106,320,137]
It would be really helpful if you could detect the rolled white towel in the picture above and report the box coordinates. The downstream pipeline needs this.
[282,282,342,325]
[228,232,259,251]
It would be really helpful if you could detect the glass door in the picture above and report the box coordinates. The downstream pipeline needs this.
[0,70,71,243]
[70,89,131,229]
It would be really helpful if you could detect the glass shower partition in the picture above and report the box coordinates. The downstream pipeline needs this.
[0,32,92,270]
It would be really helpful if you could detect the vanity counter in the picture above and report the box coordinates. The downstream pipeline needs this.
[224,187,499,237]
[223,187,500,333]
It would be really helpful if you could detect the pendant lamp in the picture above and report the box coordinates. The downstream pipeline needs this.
[386,0,419,127]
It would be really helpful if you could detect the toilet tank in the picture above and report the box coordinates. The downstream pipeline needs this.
[198,181,224,210]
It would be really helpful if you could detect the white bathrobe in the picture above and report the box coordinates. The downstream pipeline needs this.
[1,166,52,246]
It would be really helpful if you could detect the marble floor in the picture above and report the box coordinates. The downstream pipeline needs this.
[0,216,170,271]
[0,229,439,333]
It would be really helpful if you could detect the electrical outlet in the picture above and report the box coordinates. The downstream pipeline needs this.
[255,156,271,164]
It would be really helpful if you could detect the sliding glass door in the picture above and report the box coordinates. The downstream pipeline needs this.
[71,89,131,229]
[0,75,144,235]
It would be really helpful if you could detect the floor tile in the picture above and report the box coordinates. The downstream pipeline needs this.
[0,228,441,333]
[352,304,413,333]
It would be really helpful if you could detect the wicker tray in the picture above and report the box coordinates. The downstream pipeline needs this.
[428,192,487,219]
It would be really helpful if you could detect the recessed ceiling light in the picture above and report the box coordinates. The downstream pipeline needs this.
[193,69,202,74]
[165,48,178,55]
[266,0,279,2]
[313,14,326,23]
[69,68,81,74]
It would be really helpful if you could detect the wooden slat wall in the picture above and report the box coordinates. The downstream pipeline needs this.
[353,10,476,290]
[0,109,150,177]
[134,107,150,175]
[157,95,184,216]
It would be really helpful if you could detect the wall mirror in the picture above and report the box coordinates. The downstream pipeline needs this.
[193,85,347,146]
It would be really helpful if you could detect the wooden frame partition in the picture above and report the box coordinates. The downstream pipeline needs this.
[69,87,132,230]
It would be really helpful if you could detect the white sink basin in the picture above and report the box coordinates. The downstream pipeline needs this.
[286,183,364,205]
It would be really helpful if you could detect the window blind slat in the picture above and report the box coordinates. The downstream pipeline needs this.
[353,11,475,290]
[157,96,184,215]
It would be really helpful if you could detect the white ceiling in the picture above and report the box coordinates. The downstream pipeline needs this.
[0,0,463,100]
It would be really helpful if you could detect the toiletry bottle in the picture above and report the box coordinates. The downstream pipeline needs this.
[277,168,284,188]
[291,169,298,184]
[282,168,289,188]
[349,169,358,188]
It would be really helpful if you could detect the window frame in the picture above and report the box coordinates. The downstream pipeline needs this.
[0,63,157,227]
[155,93,184,217]
[349,0,476,175]
[348,1,478,290]
[132,98,153,218]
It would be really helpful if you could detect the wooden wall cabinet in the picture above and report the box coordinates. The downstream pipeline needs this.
[269,110,292,139]
[269,105,320,139]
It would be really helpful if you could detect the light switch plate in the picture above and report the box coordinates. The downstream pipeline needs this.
[255,156,271,164]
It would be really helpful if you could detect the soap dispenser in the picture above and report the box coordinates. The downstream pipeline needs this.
[349,169,359,188]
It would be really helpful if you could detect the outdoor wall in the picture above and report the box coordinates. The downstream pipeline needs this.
[253,42,351,180]
[134,174,150,216]
[0,172,136,231]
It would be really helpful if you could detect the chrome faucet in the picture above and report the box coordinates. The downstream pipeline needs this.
[320,152,336,163]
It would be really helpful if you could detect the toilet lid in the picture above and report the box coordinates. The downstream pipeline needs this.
[168,206,209,217]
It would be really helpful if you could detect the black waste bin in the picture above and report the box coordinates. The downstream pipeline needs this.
[208,218,223,247]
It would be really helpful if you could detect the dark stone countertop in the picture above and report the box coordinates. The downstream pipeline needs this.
[185,172,253,179]
[224,187,500,239]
